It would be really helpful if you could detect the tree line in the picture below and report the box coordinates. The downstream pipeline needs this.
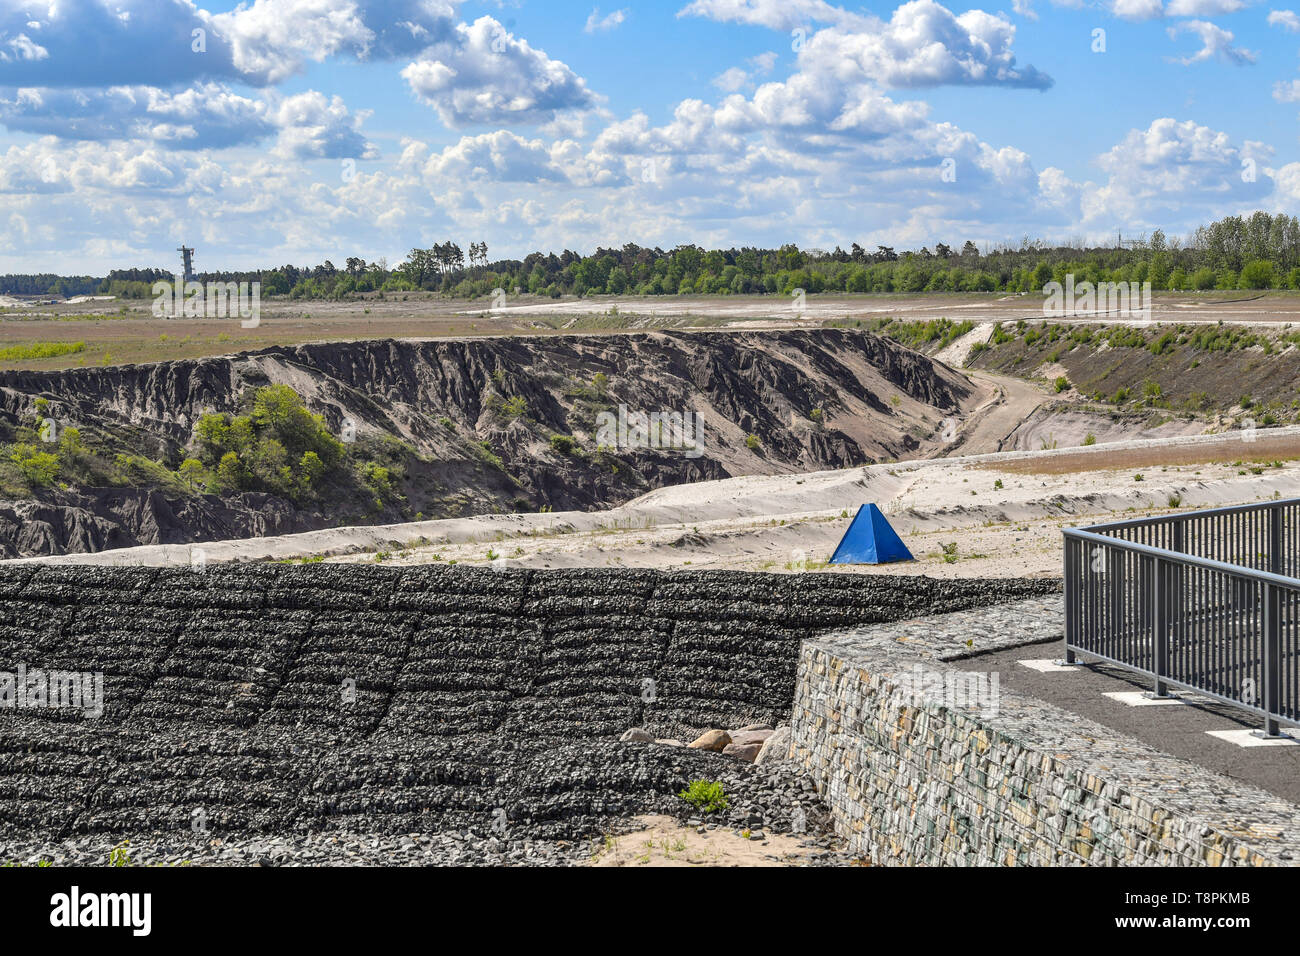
[8,211,1300,300]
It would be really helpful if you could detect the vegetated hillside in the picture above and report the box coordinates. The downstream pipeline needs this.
[0,329,977,556]
[965,320,1300,425]
[0,564,1057,841]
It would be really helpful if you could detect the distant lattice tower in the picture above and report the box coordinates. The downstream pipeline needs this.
[177,245,195,283]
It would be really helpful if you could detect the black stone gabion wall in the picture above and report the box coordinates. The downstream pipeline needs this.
[0,565,1057,839]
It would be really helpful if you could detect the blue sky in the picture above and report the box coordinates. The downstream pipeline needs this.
[0,0,1297,272]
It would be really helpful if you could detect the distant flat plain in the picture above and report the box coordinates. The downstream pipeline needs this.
[3,290,1300,371]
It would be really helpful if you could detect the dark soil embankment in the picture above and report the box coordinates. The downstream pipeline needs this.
[0,566,1055,843]
[0,329,977,557]
[966,321,1300,422]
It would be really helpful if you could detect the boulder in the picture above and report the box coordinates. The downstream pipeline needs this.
[755,726,792,764]
[619,728,653,743]
[728,729,773,748]
[722,742,763,762]
[687,729,732,751]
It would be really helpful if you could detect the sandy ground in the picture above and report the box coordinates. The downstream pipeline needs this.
[476,292,1300,327]
[21,427,1300,579]
[586,815,847,866]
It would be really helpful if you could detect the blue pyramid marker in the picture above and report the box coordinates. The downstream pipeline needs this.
[828,503,915,565]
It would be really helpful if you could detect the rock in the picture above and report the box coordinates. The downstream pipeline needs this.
[619,728,653,743]
[722,742,763,762]
[755,726,793,764]
[735,723,773,733]
[687,729,732,751]
[654,738,685,747]
[728,729,773,748]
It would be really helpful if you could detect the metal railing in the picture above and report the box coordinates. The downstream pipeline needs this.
[1063,499,1300,737]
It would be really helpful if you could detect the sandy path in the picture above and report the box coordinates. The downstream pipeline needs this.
[938,369,1051,456]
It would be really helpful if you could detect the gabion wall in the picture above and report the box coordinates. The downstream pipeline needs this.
[0,564,1055,841]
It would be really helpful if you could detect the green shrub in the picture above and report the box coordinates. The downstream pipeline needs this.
[678,779,729,813]
[0,341,86,361]
[10,444,58,486]
[190,385,345,501]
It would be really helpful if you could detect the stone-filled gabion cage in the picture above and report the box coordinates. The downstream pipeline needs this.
[0,564,1056,841]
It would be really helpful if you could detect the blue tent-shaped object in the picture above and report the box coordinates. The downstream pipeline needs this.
[828,503,915,565]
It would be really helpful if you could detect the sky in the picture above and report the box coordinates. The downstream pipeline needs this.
[0,0,1298,272]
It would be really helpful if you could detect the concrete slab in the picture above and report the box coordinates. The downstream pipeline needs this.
[1103,690,1185,707]
[1206,728,1300,748]
[1018,658,1083,673]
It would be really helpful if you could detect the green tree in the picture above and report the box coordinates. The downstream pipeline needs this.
[1239,259,1276,289]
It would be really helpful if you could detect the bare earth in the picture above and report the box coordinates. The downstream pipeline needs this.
[587,816,844,867]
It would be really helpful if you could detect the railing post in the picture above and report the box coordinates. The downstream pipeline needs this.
[1063,536,1077,664]
[1260,582,1282,738]
[1270,504,1283,576]
[1149,556,1171,699]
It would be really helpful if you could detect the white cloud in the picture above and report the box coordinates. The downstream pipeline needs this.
[1165,0,1247,14]
[0,83,378,156]
[1110,0,1165,20]
[1268,8,1300,29]
[1167,20,1258,65]
[687,1,1050,90]
[272,91,379,159]
[712,67,751,92]
[677,0,858,31]
[799,2,1052,90]
[402,16,597,126]
[0,0,460,89]
[1274,79,1300,101]
[584,7,628,33]
[711,52,779,92]
[1085,118,1269,228]
[421,130,569,182]
[0,32,48,61]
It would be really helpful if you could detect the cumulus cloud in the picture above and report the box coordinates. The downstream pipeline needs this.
[272,91,379,159]
[402,16,597,126]
[0,84,273,147]
[0,136,215,194]
[1109,0,1165,20]
[0,83,377,156]
[421,130,569,181]
[1167,20,1258,65]
[687,0,1050,90]
[0,0,460,88]
[1086,118,1269,227]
